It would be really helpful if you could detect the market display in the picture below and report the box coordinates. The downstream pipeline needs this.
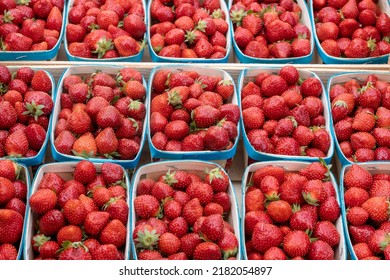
[0,0,389,262]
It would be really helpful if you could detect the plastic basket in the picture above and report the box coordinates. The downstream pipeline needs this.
[308,0,390,64]
[0,5,66,61]
[340,162,390,260]
[238,67,334,165]
[230,0,314,64]
[64,0,146,62]
[130,160,241,260]
[326,72,390,166]
[147,64,240,167]
[241,160,347,260]
[23,161,132,260]
[148,0,231,63]
[50,65,148,169]
[1,68,56,167]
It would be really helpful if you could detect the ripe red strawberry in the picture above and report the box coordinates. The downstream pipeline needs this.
[205,167,229,193]
[344,187,370,208]
[367,230,390,254]
[104,198,129,225]
[200,214,224,242]
[158,232,181,256]
[344,164,373,190]
[353,242,374,260]
[73,160,96,185]
[193,242,221,260]
[182,198,203,226]
[0,209,24,244]
[203,125,229,151]
[134,195,160,219]
[319,196,340,222]
[283,230,310,258]
[29,189,57,214]
[307,240,334,260]
[251,223,283,253]
[346,206,369,226]
[266,200,292,223]
[217,229,239,260]
[299,160,330,181]
[4,129,29,157]
[349,225,375,244]
[99,219,126,248]
[0,244,18,260]
[39,209,65,236]
[72,132,98,158]
[362,196,390,223]
[83,211,110,236]
[63,199,87,225]
[313,221,340,247]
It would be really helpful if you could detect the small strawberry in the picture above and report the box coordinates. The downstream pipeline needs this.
[283,230,310,258]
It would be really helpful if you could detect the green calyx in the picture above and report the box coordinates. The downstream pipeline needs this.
[230,9,247,26]
[185,30,197,45]
[302,192,319,206]
[92,37,114,59]
[71,150,95,158]
[206,167,224,183]
[0,82,8,94]
[17,0,30,5]
[128,100,143,110]
[218,79,233,87]
[32,234,51,250]
[195,20,207,33]
[319,157,331,182]
[135,228,160,250]
[168,89,183,107]
[367,37,377,52]
[102,196,122,211]
[212,9,223,19]
[163,169,178,186]
[2,11,14,23]
[23,100,45,121]
[57,241,88,254]
[332,100,347,109]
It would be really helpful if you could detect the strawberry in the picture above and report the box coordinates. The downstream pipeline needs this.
[39,209,65,236]
[367,230,390,254]
[251,223,283,253]
[313,221,340,247]
[0,244,18,260]
[193,242,221,260]
[353,242,374,260]
[158,232,181,256]
[349,225,375,244]
[137,250,163,260]
[95,127,119,156]
[307,240,334,260]
[344,164,373,190]
[58,243,92,260]
[362,197,390,223]
[266,200,292,223]
[29,188,58,216]
[99,219,126,248]
[63,199,87,225]
[289,206,317,231]
[0,209,23,244]
[134,195,160,219]
[182,198,203,226]
[205,168,229,193]
[73,160,96,185]
[299,159,330,181]
[203,126,229,151]
[347,207,369,226]
[283,230,310,258]
[83,211,110,236]
[200,214,224,242]
[0,101,17,130]
[54,130,76,154]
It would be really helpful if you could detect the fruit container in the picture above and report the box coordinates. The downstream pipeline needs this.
[0,67,56,167]
[340,162,390,260]
[50,65,148,169]
[130,160,241,260]
[326,72,390,167]
[148,0,232,63]
[64,0,146,62]
[238,67,334,166]
[0,3,66,61]
[229,0,314,64]
[309,0,390,64]
[0,160,30,260]
[23,161,132,260]
[241,160,347,260]
[147,64,240,170]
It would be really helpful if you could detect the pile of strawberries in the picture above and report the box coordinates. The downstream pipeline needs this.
[244,161,342,260]
[133,167,239,260]
[0,0,63,52]
[343,164,390,260]
[0,66,53,159]
[241,65,331,158]
[0,160,28,260]
[149,0,229,59]
[66,0,146,59]
[330,74,390,162]
[313,0,390,58]
[53,67,145,161]
[230,0,311,59]
[28,161,129,260]
[149,68,239,154]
